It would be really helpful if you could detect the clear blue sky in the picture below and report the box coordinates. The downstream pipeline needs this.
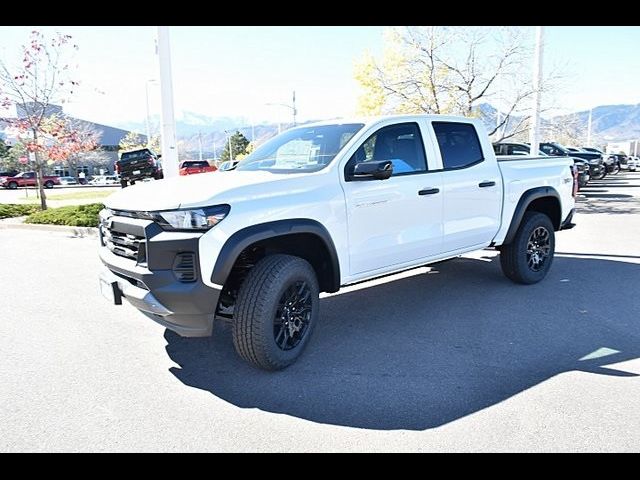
[1,26,639,128]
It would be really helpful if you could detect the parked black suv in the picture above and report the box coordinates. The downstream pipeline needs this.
[538,143,606,180]
[115,148,163,188]
[539,142,601,162]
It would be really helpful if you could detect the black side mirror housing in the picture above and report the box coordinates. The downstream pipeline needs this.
[351,160,393,181]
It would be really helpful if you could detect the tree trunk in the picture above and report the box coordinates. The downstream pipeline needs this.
[30,131,47,210]
[34,152,47,211]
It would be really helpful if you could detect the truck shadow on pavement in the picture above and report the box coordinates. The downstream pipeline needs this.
[164,255,640,430]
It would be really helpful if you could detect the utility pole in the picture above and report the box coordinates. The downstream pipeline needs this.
[145,81,152,146]
[586,108,593,146]
[529,26,544,156]
[292,90,297,127]
[157,26,179,178]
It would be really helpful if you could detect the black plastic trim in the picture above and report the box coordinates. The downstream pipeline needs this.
[101,240,219,316]
[560,208,576,230]
[503,187,561,245]
[211,219,341,292]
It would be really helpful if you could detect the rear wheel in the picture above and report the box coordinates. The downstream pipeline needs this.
[8,181,18,190]
[120,179,128,188]
[500,212,555,284]
[233,254,319,371]
[44,180,54,189]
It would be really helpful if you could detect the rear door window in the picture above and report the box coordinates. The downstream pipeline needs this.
[433,122,484,169]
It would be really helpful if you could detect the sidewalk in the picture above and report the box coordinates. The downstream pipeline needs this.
[0,215,98,236]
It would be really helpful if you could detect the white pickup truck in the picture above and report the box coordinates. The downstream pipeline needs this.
[98,115,576,370]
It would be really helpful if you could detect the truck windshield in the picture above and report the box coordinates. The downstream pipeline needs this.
[236,123,364,173]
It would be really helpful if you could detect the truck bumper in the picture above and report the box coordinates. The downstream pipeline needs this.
[98,214,220,337]
[560,208,576,230]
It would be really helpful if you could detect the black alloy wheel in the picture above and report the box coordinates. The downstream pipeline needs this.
[274,281,313,351]
[526,226,551,272]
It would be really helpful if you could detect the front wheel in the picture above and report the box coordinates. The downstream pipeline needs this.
[500,212,555,284]
[44,180,54,189]
[233,254,319,371]
[120,179,128,188]
[8,181,18,190]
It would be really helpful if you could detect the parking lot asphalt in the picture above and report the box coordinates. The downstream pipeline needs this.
[1,172,639,452]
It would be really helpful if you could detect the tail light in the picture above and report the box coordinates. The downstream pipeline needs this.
[147,156,154,166]
[115,161,120,173]
[571,165,578,197]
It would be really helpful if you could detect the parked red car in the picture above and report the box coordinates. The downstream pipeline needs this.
[179,160,217,176]
[1,171,61,189]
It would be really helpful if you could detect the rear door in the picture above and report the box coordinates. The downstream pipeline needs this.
[429,121,502,252]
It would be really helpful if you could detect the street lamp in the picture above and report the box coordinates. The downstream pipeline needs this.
[145,79,158,147]
[266,90,297,131]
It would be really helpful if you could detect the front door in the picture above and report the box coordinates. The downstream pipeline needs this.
[342,122,443,276]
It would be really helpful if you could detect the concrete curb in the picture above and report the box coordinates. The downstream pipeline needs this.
[0,220,98,236]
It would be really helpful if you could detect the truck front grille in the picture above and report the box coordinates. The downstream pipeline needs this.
[102,226,146,263]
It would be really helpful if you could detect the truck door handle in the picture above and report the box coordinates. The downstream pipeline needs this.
[418,188,440,196]
[478,181,496,188]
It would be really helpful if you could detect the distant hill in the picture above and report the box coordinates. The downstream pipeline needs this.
[478,102,640,143]
[551,104,640,141]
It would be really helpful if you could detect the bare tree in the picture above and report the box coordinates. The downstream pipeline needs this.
[60,118,106,178]
[355,27,561,141]
[0,30,78,209]
[542,114,586,147]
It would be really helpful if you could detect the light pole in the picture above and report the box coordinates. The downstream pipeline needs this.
[586,107,593,146]
[156,26,179,179]
[529,26,544,156]
[145,79,158,147]
[266,90,297,130]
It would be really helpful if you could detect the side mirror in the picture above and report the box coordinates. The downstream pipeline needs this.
[157,154,162,159]
[351,160,393,181]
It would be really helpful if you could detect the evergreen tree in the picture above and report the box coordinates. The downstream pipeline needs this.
[220,131,250,162]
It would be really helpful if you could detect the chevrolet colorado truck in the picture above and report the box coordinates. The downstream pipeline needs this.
[98,115,576,370]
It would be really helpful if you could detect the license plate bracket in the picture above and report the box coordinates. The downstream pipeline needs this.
[100,279,123,305]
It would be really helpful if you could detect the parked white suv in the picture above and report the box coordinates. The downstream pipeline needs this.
[98,115,576,370]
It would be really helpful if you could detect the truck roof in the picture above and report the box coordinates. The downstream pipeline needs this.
[300,114,482,129]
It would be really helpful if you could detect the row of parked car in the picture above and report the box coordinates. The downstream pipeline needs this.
[0,149,224,190]
[0,170,123,189]
[492,141,638,190]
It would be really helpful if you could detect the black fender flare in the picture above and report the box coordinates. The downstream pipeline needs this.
[211,219,341,292]
[503,187,561,245]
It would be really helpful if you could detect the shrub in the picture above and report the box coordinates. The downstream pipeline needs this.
[25,203,104,227]
[0,204,40,219]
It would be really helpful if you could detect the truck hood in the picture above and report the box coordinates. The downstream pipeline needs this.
[104,170,311,211]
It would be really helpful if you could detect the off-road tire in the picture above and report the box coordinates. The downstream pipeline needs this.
[233,254,319,371]
[500,212,555,285]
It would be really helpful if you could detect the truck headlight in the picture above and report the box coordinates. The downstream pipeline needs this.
[145,205,230,231]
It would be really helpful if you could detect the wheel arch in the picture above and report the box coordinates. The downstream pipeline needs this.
[503,187,562,245]
[212,219,341,293]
